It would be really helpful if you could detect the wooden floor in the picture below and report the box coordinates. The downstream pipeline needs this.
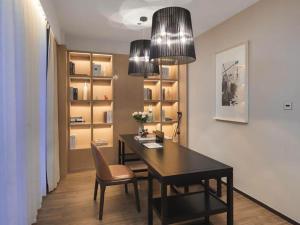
[35,170,291,225]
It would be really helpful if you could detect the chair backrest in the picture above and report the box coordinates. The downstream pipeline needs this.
[91,142,112,181]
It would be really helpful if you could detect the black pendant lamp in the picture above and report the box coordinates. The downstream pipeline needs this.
[150,7,196,65]
[128,39,159,77]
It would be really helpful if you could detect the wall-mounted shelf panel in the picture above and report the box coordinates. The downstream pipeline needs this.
[143,65,184,143]
[67,51,114,171]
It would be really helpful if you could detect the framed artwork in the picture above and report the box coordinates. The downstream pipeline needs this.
[215,42,248,123]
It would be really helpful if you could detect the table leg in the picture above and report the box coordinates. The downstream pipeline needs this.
[148,173,153,225]
[118,140,121,164]
[204,179,210,223]
[227,173,233,225]
[161,183,168,225]
[121,141,125,164]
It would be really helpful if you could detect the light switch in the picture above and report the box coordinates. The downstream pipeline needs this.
[283,102,293,110]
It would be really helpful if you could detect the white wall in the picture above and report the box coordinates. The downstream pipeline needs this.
[188,0,300,222]
[65,34,129,54]
[40,0,65,44]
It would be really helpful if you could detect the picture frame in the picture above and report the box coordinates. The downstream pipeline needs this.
[215,42,249,123]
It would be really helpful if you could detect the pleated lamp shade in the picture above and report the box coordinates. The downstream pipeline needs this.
[150,7,196,65]
[128,39,159,77]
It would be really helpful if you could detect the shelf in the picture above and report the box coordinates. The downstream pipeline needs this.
[93,99,113,104]
[153,192,227,224]
[69,74,90,79]
[70,100,91,105]
[70,122,91,128]
[162,120,178,124]
[144,100,160,104]
[93,76,113,80]
[144,79,160,84]
[69,52,91,61]
[70,146,91,151]
[92,54,112,62]
[162,79,178,83]
[162,100,178,104]
[93,123,113,128]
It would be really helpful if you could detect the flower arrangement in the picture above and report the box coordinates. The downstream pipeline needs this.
[132,111,149,137]
[132,111,149,123]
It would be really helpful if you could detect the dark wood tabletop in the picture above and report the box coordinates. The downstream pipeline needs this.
[119,134,232,182]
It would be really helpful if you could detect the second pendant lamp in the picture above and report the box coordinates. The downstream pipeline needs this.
[150,7,196,65]
[128,39,159,77]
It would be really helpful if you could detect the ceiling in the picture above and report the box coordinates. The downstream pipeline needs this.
[51,0,259,42]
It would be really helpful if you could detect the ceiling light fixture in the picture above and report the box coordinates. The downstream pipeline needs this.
[150,7,196,65]
[128,39,160,77]
[128,16,159,77]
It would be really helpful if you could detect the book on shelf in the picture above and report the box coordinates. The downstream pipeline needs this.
[70,135,76,149]
[103,111,113,123]
[144,88,152,100]
[69,62,75,75]
[70,116,85,123]
[69,87,78,100]
[92,63,102,76]
[161,67,169,79]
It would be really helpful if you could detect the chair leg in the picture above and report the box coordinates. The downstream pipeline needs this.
[217,178,222,197]
[94,178,98,200]
[133,180,141,212]
[99,185,106,220]
[124,184,128,194]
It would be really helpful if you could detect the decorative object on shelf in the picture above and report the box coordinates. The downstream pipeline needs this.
[104,111,113,123]
[215,42,248,123]
[172,112,182,142]
[69,87,78,100]
[147,104,154,122]
[83,82,88,100]
[104,95,108,100]
[70,135,76,149]
[150,7,196,65]
[128,39,159,77]
[93,63,101,76]
[132,111,149,137]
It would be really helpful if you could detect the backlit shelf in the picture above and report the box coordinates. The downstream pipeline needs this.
[70,122,91,128]
[93,123,113,128]
[70,100,91,105]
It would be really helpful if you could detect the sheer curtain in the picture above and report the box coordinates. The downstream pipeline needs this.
[47,28,60,192]
[0,0,47,224]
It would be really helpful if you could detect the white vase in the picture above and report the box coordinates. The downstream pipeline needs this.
[83,82,88,100]
[138,123,144,137]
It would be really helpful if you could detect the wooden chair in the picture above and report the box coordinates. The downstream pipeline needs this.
[91,142,141,220]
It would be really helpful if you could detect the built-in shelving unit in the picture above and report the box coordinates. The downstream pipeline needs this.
[144,65,180,141]
[68,51,114,153]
